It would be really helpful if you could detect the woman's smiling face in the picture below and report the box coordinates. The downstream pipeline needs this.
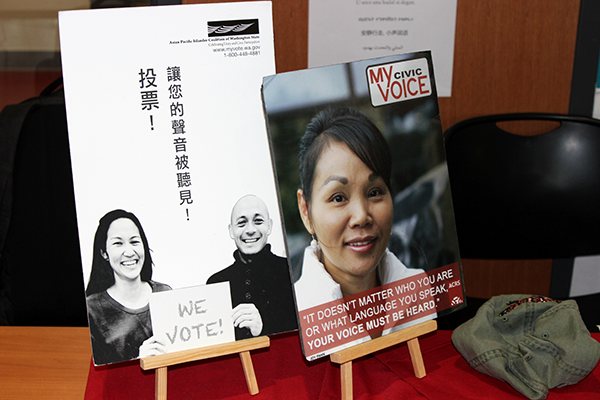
[102,218,145,282]
[300,140,394,292]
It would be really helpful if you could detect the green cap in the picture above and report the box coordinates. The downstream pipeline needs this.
[452,294,600,399]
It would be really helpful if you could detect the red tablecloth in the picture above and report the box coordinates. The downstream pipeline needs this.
[85,330,600,399]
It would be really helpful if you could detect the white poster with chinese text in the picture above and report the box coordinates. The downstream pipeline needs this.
[308,0,457,96]
[60,2,297,366]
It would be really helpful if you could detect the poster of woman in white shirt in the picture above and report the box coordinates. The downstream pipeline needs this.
[262,51,464,360]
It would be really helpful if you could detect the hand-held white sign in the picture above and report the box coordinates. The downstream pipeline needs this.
[150,282,235,353]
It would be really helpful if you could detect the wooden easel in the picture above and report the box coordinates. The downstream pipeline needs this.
[330,319,437,400]
[140,336,270,400]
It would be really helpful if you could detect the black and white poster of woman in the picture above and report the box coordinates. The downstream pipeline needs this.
[60,3,294,366]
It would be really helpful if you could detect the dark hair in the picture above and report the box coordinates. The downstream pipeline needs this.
[298,108,392,204]
[85,209,153,296]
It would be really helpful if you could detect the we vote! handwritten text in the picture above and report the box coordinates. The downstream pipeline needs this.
[149,282,235,353]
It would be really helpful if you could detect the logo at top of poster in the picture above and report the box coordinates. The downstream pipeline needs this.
[367,58,432,107]
[207,19,260,37]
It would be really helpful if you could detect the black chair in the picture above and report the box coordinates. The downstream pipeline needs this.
[0,80,88,327]
[441,113,600,331]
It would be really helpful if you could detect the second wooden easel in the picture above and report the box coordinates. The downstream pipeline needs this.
[330,319,437,400]
[140,336,270,400]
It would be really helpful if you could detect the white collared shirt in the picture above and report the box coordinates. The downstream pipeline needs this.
[294,245,435,354]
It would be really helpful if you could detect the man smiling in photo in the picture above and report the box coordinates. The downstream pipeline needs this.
[207,195,297,339]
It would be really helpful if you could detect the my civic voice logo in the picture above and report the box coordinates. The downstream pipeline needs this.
[367,58,431,107]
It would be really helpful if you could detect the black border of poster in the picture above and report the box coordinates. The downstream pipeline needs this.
[569,0,600,117]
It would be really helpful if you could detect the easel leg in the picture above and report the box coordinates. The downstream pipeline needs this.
[407,338,426,378]
[155,366,168,400]
[330,320,436,399]
[141,336,269,398]
[340,361,353,400]
[239,350,259,395]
